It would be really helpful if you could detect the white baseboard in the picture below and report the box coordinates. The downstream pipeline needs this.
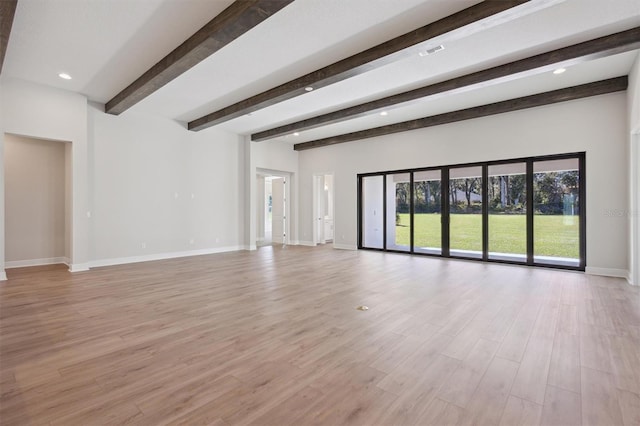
[69,263,90,273]
[5,257,70,269]
[585,267,629,279]
[333,243,357,250]
[89,246,244,269]
[0,271,7,281]
[296,240,316,247]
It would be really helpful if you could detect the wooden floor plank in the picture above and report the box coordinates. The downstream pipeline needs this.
[1,245,638,425]
[617,389,640,426]
[541,385,582,426]
[499,395,542,426]
[509,300,560,404]
[460,356,520,425]
[548,331,581,396]
[581,367,625,426]
[437,338,499,408]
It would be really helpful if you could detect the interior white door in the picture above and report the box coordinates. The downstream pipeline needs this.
[271,177,285,244]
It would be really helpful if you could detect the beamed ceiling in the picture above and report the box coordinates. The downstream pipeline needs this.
[2,0,640,151]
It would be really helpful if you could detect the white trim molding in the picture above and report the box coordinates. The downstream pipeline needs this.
[5,257,69,269]
[69,263,90,273]
[0,271,7,281]
[334,243,357,250]
[296,240,316,247]
[585,267,629,279]
[89,246,244,269]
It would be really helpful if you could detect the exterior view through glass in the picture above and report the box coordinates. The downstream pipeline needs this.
[533,158,580,267]
[488,163,527,262]
[413,170,442,255]
[358,153,584,270]
[449,166,483,259]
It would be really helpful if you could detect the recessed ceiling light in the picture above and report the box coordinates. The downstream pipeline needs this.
[380,111,388,116]
[304,86,314,92]
[58,73,72,80]
[418,45,445,57]
[293,132,300,136]
[553,68,566,75]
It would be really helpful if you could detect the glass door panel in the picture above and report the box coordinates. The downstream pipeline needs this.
[361,175,384,249]
[449,166,483,259]
[413,170,441,255]
[533,158,580,267]
[386,173,411,252]
[488,163,527,262]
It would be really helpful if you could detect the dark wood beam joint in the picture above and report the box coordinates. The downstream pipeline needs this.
[189,0,532,131]
[293,76,627,151]
[106,0,294,115]
[255,27,640,141]
[0,0,18,74]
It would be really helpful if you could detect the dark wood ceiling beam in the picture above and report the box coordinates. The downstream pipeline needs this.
[0,0,18,74]
[105,0,294,115]
[293,76,627,151]
[256,27,640,141]
[188,0,534,131]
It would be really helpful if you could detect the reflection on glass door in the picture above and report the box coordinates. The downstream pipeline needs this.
[533,158,580,267]
[361,175,384,249]
[449,166,483,259]
[386,173,411,252]
[413,170,441,254]
[488,163,527,262]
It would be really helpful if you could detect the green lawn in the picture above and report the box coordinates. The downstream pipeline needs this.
[395,213,579,258]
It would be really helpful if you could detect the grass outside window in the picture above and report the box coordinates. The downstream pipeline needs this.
[394,213,579,258]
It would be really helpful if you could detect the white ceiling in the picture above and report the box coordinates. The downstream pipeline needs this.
[3,0,640,146]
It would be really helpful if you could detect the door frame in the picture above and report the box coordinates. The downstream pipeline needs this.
[357,152,586,272]
[312,172,335,246]
[631,128,639,285]
[312,175,324,245]
[256,168,291,247]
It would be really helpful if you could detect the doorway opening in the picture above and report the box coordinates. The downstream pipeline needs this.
[4,134,72,269]
[256,170,290,248]
[313,173,334,245]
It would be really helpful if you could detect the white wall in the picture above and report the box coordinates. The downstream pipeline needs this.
[1,77,89,273]
[4,135,68,265]
[88,104,244,265]
[630,53,640,133]
[0,78,246,275]
[628,53,640,285]
[299,92,629,275]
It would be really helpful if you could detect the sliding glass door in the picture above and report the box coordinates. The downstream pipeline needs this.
[533,158,581,267]
[413,170,442,255]
[358,152,585,271]
[488,163,527,262]
[386,173,411,252]
[360,175,384,249]
[449,166,483,259]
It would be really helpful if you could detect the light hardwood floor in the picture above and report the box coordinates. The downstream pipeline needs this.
[1,246,639,425]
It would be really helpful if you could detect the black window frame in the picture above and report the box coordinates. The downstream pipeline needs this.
[357,152,586,272]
